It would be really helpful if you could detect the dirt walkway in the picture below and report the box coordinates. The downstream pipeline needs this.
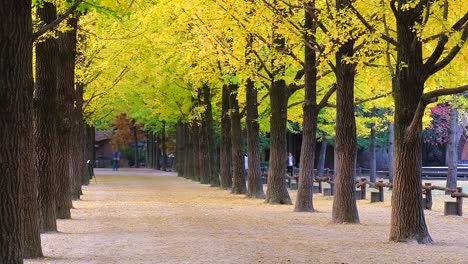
[27,169,468,264]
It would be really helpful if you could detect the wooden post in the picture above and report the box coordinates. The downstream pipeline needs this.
[378,180,384,202]
[318,180,322,193]
[456,187,463,216]
[360,178,366,200]
[424,183,432,210]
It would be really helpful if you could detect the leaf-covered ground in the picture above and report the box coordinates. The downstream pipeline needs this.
[27,169,468,264]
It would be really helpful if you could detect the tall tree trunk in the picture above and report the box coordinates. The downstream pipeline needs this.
[184,125,193,179]
[176,122,186,177]
[369,126,377,183]
[155,134,161,170]
[265,80,291,204]
[0,2,32,262]
[317,139,328,177]
[389,6,431,243]
[203,85,219,187]
[35,2,58,233]
[446,108,459,192]
[230,84,247,194]
[295,2,318,211]
[161,121,167,171]
[132,120,139,168]
[56,15,78,219]
[220,85,233,189]
[246,79,265,198]
[332,0,359,223]
[388,123,394,184]
[192,123,201,181]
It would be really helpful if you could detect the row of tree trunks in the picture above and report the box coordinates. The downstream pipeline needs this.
[203,86,219,187]
[35,2,59,233]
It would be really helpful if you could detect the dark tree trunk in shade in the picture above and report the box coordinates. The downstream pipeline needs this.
[184,125,194,179]
[70,83,84,200]
[246,79,265,198]
[176,122,186,177]
[0,2,33,261]
[446,108,458,192]
[388,123,394,184]
[265,80,291,204]
[56,15,78,219]
[220,85,233,189]
[332,0,359,223]
[369,126,377,183]
[192,123,201,181]
[317,139,328,177]
[35,2,58,233]
[198,91,211,184]
[132,120,139,168]
[295,2,318,211]
[203,85,220,187]
[390,4,431,243]
[229,84,247,194]
[161,121,167,171]
[155,134,161,170]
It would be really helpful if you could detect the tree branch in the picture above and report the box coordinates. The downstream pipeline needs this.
[428,24,468,75]
[318,83,337,109]
[424,12,468,75]
[33,0,83,40]
[348,3,398,47]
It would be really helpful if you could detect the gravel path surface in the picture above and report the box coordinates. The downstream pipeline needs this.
[26,169,468,264]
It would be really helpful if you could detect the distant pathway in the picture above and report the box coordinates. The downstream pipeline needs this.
[26,169,468,264]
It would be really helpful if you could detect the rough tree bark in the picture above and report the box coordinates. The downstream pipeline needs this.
[390,2,431,243]
[0,1,36,262]
[220,85,233,189]
[35,2,58,233]
[295,1,318,211]
[265,80,292,204]
[332,0,359,223]
[229,84,247,194]
[56,15,78,219]
[246,78,266,198]
[446,108,459,192]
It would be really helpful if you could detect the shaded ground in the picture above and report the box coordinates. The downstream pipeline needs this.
[27,169,468,264]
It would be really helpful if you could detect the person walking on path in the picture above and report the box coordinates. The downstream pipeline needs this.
[113,150,121,171]
[287,152,295,177]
